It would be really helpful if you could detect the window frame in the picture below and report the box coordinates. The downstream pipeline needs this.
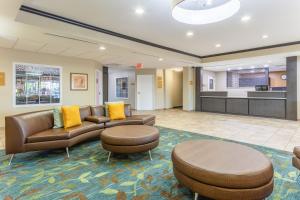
[13,62,63,108]
[115,76,129,99]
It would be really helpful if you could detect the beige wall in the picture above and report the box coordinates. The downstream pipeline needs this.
[269,71,287,87]
[0,47,102,127]
[215,71,255,97]
[136,68,183,110]
[165,69,183,109]
[156,69,165,109]
[183,67,195,111]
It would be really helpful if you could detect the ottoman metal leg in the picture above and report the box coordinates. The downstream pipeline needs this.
[107,152,111,163]
[8,154,14,166]
[148,150,153,161]
[66,147,70,158]
[194,192,198,200]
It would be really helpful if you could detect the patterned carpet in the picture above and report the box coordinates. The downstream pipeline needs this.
[0,127,299,200]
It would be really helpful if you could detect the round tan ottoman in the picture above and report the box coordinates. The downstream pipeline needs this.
[172,140,274,200]
[101,125,159,162]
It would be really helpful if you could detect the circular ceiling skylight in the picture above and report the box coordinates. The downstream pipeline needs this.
[172,0,240,25]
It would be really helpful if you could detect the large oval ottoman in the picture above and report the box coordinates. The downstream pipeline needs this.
[101,125,159,162]
[172,140,274,200]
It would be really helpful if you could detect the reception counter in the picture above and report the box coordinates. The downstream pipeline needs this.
[199,91,287,119]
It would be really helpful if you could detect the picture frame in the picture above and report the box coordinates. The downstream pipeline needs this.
[0,72,5,86]
[70,73,88,91]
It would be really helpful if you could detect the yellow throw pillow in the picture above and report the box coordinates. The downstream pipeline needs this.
[108,103,126,120]
[62,105,82,129]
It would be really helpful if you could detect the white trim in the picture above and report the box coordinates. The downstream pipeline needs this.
[13,62,63,108]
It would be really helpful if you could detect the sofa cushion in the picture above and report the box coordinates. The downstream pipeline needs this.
[124,104,132,117]
[85,116,110,124]
[66,121,100,138]
[53,107,63,128]
[79,106,92,121]
[26,121,101,143]
[26,128,69,143]
[105,118,142,128]
[108,103,126,120]
[91,105,105,116]
[129,115,155,124]
[62,105,82,128]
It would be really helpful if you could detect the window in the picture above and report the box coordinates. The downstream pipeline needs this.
[14,63,62,106]
[227,68,268,88]
[116,77,128,99]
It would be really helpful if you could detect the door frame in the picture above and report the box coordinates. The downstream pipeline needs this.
[95,69,103,105]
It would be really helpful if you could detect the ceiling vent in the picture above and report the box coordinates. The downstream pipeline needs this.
[44,33,99,45]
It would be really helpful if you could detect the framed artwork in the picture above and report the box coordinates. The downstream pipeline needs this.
[13,63,62,106]
[157,76,163,88]
[70,73,88,91]
[0,72,5,86]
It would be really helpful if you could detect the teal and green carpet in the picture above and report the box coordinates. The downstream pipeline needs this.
[0,127,299,200]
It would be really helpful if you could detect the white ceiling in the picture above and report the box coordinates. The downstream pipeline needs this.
[0,0,300,69]
[21,0,300,56]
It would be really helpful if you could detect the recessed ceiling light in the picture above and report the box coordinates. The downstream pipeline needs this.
[99,46,106,50]
[215,44,221,48]
[186,31,194,37]
[135,7,145,15]
[158,58,164,61]
[172,0,240,25]
[227,68,231,71]
[241,15,251,22]
[262,34,269,39]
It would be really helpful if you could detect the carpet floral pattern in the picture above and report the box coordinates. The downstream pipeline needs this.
[0,127,299,200]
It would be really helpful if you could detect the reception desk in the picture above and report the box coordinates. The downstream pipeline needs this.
[199,91,287,119]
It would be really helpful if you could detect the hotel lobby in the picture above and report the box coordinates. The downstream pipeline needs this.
[1,0,300,199]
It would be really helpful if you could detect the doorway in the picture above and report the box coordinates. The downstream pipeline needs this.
[137,75,154,110]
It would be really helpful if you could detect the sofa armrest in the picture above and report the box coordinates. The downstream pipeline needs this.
[86,116,110,124]
[5,116,26,154]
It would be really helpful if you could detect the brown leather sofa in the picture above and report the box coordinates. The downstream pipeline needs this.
[5,104,155,165]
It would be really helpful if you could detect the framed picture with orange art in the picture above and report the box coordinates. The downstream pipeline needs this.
[0,72,5,86]
[70,73,88,91]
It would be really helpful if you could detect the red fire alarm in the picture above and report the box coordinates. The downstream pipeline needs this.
[136,63,143,69]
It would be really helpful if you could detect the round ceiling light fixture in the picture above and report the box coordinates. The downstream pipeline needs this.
[172,0,240,25]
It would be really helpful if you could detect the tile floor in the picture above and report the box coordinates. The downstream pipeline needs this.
[0,109,300,152]
[135,109,300,152]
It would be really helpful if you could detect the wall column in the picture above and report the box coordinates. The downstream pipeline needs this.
[286,56,298,120]
[183,67,195,111]
[195,67,202,111]
[103,66,108,103]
